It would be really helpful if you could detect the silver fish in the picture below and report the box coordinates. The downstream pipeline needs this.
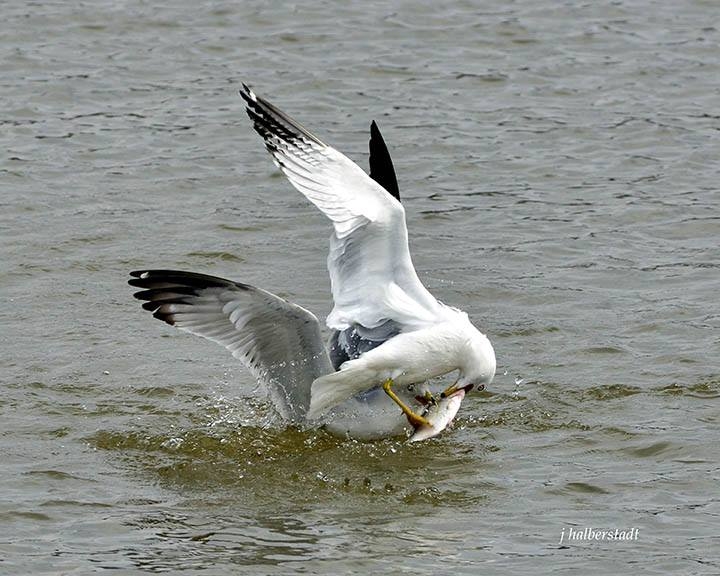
[408,384,474,442]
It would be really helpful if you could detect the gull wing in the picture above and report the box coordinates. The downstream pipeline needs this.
[129,270,332,421]
[240,84,447,331]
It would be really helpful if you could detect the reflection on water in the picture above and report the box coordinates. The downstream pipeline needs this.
[74,375,719,571]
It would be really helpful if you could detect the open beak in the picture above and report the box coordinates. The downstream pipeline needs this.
[440,381,475,399]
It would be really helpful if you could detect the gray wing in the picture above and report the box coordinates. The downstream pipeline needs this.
[129,270,332,421]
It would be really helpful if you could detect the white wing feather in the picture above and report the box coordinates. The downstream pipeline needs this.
[241,85,449,331]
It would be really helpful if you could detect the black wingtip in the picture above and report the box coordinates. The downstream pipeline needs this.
[129,269,236,289]
[239,84,326,149]
[369,120,400,203]
[239,83,253,103]
[152,309,176,326]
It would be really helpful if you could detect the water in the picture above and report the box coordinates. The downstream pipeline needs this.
[2,1,719,573]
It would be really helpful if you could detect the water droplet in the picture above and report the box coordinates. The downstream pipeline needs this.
[161,437,184,450]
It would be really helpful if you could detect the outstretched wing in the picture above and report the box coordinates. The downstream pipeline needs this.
[240,84,447,331]
[129,270,332,421]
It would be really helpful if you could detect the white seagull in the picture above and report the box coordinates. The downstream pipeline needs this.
[129,85,496,441]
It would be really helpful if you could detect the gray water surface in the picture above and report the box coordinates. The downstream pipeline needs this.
[2,1,719,574]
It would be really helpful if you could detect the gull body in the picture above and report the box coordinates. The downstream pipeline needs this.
[129,85,496,441]
[308,314,495,420]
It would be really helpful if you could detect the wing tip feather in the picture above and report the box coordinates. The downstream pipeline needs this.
[152,309,176,325]
[240,83,326,149]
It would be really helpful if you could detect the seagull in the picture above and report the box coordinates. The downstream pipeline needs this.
[129,85,496,440]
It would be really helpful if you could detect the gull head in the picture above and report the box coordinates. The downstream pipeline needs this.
[457,329,496,390]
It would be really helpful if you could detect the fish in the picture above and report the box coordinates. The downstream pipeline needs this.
[408,384,475,442]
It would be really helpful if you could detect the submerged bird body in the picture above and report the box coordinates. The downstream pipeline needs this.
[129,85,496,441]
